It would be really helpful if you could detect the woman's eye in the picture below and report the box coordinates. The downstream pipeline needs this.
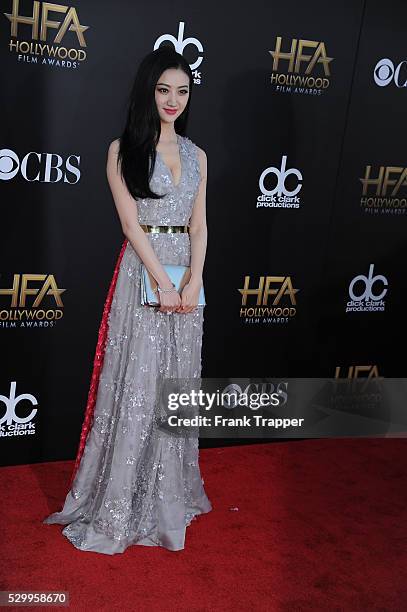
[158,88,188,94]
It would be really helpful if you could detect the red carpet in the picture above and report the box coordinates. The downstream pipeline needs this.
[1,439,407,611]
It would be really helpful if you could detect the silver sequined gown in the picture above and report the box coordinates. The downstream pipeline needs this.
[43,134,212,554]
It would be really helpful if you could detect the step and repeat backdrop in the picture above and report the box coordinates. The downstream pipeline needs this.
[1,0,406,465]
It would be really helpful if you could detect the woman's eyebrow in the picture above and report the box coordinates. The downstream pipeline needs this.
[156,82,189,88]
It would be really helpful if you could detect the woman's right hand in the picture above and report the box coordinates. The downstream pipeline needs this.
[157,288,181,313]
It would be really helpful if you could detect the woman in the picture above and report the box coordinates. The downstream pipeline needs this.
[43,47,212,554]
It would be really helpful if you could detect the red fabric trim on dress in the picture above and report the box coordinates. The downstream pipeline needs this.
[69,239,128,488]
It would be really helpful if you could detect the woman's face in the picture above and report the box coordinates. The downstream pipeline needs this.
[155,67,190,125]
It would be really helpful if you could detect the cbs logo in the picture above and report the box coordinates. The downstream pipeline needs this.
[374,58,407,88]
[0,148,80,183]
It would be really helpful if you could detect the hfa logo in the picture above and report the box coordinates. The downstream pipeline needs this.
[0,148,81,183]
[334,365,381,380]
[346,264,388,313]
[334,365,382,392]
[4,0,89,68]
[238,275,299,324]
[0,274,66,328]
[331,366,382,409]
[154,21,203,85]
[359,164,407,216]
[0,382,38,437]
[374,58,407,88]
[256,155,302,209]
[330,366,383,417]
[269,36,333,95]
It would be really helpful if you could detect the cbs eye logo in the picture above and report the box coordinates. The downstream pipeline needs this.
[0,149,19,180]
[374,58,407,88]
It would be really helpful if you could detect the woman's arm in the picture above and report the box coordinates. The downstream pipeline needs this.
[189,147,208,283]
[179,146,208,313]
[106,139,176,292]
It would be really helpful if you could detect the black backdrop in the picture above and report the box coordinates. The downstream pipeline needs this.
[1,0,406,466]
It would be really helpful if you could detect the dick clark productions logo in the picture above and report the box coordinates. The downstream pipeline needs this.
[256,155,303,209]
[154,21,203,85]
[0,381,38,437]
[346,264,388,313]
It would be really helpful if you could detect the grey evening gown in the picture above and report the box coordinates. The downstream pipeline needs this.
[43,134,212,554]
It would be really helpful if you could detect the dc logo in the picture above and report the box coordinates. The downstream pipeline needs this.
[0,382,38,426]
[374,58,407,88]
[349,264,388,302]
[154,21,203,71]
[259,155,303,197]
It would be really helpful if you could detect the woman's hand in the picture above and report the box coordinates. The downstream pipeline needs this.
[176,278,203,313]
[158,288,181,313]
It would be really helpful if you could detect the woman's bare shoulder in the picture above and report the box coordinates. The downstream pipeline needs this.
[108,138,120,155]
[195,144,206,158]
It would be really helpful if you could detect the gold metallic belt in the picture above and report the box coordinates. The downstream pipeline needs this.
[140,224,189,234]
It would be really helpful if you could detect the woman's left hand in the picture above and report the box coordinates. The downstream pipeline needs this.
[176,278,202,313]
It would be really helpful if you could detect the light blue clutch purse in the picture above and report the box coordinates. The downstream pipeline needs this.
[140,263,206,307]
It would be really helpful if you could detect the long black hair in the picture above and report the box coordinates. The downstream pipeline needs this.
[117,47,193,201]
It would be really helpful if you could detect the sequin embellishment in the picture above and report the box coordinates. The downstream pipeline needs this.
[42,135,212,554]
